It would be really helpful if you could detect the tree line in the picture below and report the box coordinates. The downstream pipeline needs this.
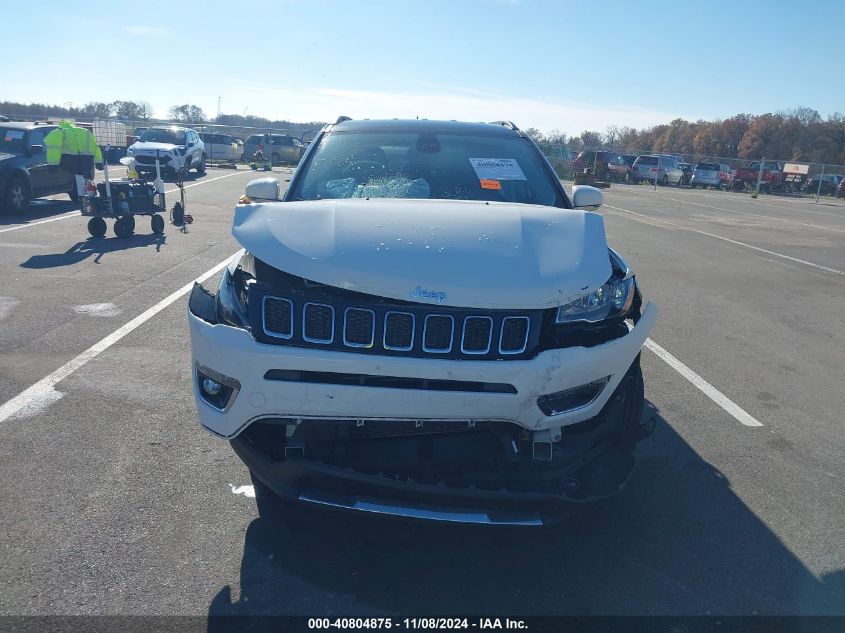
[1,100,326,132]
[526,107,845,166]
[1,100,154,121]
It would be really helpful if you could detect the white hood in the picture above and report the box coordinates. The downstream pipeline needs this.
[130,141,180,153]
[232,198,612,309]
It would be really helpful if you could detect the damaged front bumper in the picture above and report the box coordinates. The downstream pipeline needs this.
[232,356,650,525]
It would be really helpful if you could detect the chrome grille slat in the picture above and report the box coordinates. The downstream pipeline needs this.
[303,302,335,343]
[263,296,293,339]
[384,311,415,351]
[499,316,530,354]
[422,314,455,353]
[461,316,493,354]
[343,307,375,348]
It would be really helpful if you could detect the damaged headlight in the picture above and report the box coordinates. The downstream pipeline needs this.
[216,253,254,329]
[556,276,635,324]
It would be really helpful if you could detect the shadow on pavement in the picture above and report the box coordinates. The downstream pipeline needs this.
[20,232,166,268]
[0,199,80,226]
[207,402,844,617]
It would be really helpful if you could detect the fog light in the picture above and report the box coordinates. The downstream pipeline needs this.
[202,378,222,396]
[537,377,610,416]
[196,364,240,412]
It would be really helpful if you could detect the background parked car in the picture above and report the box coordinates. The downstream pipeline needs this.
[126,126,205,176]
[200,132,243,163]
[572,149,624,181]
[629,154,684,185]
[0,121,83,214]
[804,173,844,195]
[690,162,723,189]
[605,154,630,181]
[734,160,783,192]
[242,133,305,165]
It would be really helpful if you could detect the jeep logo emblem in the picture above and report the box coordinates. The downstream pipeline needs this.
[410,286,447,303]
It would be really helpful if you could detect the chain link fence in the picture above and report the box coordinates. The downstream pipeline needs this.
[537,142,845,200]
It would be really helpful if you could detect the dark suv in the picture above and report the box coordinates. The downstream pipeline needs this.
[0,122,81,214]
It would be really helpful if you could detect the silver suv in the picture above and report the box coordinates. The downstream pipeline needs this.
[629,154,684,186]
[242,133,305,165]
[690,162,723,189]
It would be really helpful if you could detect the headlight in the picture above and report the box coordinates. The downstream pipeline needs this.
[177,145,187,155]
[216,259,253,329]
[556,276,635,324]
[126,146,135,156]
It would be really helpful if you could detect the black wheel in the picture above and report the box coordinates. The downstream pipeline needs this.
[660,175,668,186]
[271,152,280,166]
[114,216,134,238]
[151,214,165,234]
[68,186,80,202]
[170,201,184,226]
[3,175,30,214]
[87,216,107,238]
[197,154,206,174]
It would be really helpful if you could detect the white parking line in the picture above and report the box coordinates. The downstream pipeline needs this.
[0,171,251,234]
[623,185,845,218]
[644,338,763,427]
[604,203,845,276]
[0,211,82,234]
[0,253,238,424]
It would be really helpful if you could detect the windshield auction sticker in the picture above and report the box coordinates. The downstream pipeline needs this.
[469,158,527,181]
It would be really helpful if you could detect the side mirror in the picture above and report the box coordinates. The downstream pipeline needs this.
[27,144,44,156]
[245,177,281,201]
[571,185,603,209]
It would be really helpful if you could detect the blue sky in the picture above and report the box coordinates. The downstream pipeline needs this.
[3,0,843,135]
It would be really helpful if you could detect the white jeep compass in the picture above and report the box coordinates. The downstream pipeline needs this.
[188,118,658,526]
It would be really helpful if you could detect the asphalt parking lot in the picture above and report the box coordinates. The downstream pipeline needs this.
[0,172,843,617]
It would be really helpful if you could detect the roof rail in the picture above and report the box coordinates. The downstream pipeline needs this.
[489,120,521,132]
[335,116,352,124]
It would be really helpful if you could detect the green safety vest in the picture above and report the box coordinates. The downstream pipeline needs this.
[44,121,103,175]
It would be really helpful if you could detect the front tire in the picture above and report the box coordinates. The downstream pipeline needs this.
[197,154,206,174]
[3,175,30,215]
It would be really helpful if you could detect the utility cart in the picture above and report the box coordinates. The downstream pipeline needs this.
[81,151,169,239]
